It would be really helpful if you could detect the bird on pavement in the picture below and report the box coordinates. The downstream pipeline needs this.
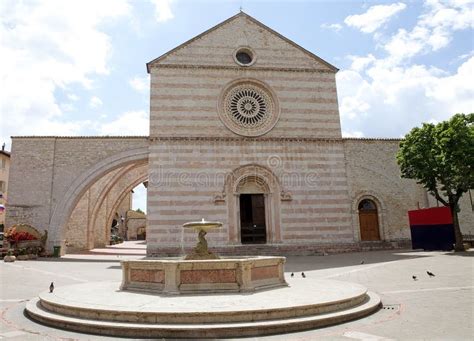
[360,260,365,264]
[412,275,417,281]
[427,271,435,277]
[301,272,306,278]
[291,272,294,277]
[49,282,54,293]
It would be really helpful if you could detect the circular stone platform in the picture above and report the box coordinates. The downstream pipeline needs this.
[25,279,381,338]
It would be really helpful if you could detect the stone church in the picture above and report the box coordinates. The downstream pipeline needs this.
[5,13,473,255]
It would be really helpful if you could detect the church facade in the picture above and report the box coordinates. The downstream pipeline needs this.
[5,13,473,255]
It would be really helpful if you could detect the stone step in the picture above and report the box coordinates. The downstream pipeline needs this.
[32,280,370,324]
[25,292,381,338]
[38,290,368,324]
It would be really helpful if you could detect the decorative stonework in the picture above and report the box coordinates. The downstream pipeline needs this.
[280,191,293,201]
[120,257,287,294]
[213,192,226,203]
[180,269,236,284]
[251,265,279,281]
[151,63,335,74]
[218,79,280,137]
[130,269,164,283]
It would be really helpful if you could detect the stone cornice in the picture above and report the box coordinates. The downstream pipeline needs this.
[149,136,402,142]
[11,135,402,142]
[11,136,149,139]
[150,63,335,74]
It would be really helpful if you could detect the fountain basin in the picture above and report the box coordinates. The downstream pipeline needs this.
[120,256,287,294]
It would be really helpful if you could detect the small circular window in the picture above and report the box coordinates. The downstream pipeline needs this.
[233,47,256,67]
[236,52,252,65]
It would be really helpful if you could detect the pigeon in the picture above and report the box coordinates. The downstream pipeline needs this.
[427,271,435,277]
[301,272,306,278]
[49,282,54,293]
[290,272,294,277]
[412,275,417,281]
[360,260,365,264]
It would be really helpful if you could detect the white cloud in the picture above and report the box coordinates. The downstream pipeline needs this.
[337,57,474,137]
[67,94,80,101]
[385,0,474,62]
[348,54,376,72]
[342,130,365,138]
[338,0,474,138]
[129,75,150,93]
[99,110,149,135]
[149,0,174,23]
[321,23,343,32]
[345,2,407,33]
[0,0,130,144]
[89,96,103,108]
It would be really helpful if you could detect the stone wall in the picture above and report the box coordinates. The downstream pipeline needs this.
[6,137,148,251]
[0,151,10,228]
[344,139,423,242]
[149,14,340,140]
[147,137,353,255]
[151,14,334,71]
[344,138,474,240]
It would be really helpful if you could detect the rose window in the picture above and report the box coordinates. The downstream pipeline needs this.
[228,88,267,127]
[219,81,279,136]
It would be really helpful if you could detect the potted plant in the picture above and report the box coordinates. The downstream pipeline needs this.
[4,249,16,262]
[17,248,28,260]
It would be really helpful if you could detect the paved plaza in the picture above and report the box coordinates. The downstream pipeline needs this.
[1,242,473,340]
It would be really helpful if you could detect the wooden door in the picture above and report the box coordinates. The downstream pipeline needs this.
[358,199,380,241]
[359,212,380,240]
[240,194,266,244]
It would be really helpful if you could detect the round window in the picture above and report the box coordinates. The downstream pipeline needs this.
[218,79,280,137]
[236,51,252,65]
[233,47,256,67]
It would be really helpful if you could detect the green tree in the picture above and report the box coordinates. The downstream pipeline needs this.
[397,113,474,251]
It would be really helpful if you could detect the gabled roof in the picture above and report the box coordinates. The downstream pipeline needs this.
[146,11,338,73]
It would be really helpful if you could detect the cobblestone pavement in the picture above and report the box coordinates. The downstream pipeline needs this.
[1,243,472,340]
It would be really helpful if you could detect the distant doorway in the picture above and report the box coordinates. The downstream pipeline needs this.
[240,194,266,244]
[137,227,146,240]
[358,199,380,241]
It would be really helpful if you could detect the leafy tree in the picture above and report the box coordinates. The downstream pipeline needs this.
[135,208,144,214]
[397,113,474,251]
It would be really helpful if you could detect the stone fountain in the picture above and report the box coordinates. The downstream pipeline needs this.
[183,218,221,260]
[120,219,287,294]
[25,218,381,338]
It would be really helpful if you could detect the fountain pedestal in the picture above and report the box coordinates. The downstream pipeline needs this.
[183,220,221,260]
[121,256,287,294]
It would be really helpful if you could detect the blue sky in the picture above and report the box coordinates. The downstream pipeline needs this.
[1,0,473,211]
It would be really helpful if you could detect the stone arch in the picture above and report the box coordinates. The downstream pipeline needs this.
[88,164,148,248]
[104,172,148,241]
[86,164,141,248]
[225,164,282,244]
[352,192,386,242]
[48,147,148,248]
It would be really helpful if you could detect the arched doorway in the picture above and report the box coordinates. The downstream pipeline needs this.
[225,164,282,245]
[237,176,268,244]
[358,199,380,241]
[137,226,146,240]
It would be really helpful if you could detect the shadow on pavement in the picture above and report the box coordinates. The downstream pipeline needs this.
[284,249,432,272]
[444,250,474,257]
